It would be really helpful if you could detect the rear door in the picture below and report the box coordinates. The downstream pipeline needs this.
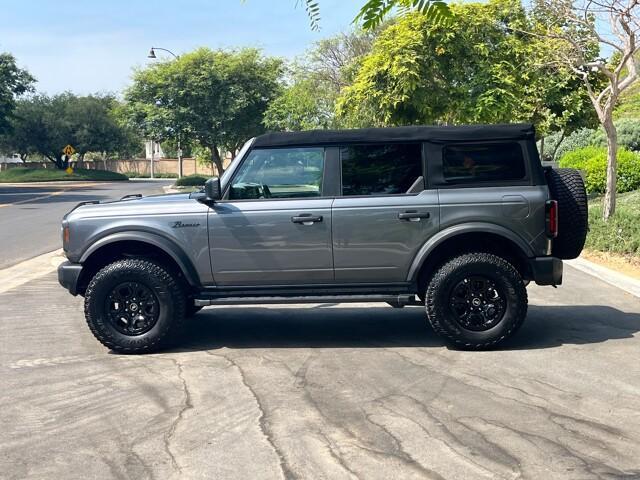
[331,143,439,283]
[209,147,333,286]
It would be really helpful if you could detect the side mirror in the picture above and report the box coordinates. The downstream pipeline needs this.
[204,177,221,201]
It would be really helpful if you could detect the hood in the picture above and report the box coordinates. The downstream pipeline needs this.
[65,193,207,221]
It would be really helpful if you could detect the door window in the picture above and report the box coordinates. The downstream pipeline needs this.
[229,147,324,200]
[340,144,423,196]
[443,143,526,183]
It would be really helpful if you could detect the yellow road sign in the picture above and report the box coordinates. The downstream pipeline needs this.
[65,167,74,175]
[63,144,75,156]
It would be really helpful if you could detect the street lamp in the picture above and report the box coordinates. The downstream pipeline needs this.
[147,46,183,178]
[148,47,178,59]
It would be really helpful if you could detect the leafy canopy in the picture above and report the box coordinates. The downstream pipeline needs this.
[0,53,35,137]
[124,48,283,173]
[4,93,138,168]
[337,0,596,136]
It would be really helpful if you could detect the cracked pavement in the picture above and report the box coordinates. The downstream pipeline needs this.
[1,267,640,479]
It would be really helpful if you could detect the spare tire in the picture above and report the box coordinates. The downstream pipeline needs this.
[546,168,588,260]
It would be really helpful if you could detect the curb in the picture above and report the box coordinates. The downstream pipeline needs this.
[567,257,640,299]
[0,249,66,295]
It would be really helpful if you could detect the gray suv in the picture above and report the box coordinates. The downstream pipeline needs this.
[58,124,588,353]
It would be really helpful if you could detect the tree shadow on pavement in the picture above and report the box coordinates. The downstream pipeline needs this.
[169,304,640,352]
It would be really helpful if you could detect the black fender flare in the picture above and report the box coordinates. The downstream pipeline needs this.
[406,222,534,282]
[79,231,201,287]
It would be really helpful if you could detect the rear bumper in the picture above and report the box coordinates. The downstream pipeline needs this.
[528,256,563,286]
[58,261,83,296]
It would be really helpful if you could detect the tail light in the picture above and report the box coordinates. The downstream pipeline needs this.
[545,200,558,238]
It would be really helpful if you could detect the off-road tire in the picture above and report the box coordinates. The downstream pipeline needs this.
[546,168,588,259]
[84,259,186,353]
[426,253,528,350]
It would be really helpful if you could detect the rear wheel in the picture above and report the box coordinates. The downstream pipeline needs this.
[425,253,527,349]
[84,259,186,353]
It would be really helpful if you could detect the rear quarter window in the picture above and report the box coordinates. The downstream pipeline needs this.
[443,142,526,184]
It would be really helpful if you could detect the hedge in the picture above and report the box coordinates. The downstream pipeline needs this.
[175,175,209,187]
[558,146,640,194]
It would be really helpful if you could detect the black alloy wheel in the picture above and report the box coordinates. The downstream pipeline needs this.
[449,276,506,332]
[105,281,160,336]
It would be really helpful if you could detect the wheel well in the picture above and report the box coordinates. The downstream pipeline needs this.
[77,240,191,296]
[416,232,530,296]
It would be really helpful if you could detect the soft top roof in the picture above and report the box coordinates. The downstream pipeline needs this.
[253,123,535,148]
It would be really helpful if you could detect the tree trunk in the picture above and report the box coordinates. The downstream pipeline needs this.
[210,146,224,176]
[551,130,566,161]
[602,117,618,220]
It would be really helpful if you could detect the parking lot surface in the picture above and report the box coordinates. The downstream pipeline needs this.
[1,265,639,479]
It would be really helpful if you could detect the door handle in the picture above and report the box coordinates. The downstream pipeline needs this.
[291,214,323,224]
[398,211,430,221]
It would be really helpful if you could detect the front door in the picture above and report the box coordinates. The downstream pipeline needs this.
[209,147,333,286]
[332,143,439,283]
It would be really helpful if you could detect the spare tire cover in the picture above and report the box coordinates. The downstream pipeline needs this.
[546,168,588,260]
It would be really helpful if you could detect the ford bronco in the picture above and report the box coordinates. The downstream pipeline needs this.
[58,124,588,352]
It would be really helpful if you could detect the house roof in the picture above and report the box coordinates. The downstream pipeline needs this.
[253,124,535,148]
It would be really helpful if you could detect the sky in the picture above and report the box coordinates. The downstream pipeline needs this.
[1,0,360,95]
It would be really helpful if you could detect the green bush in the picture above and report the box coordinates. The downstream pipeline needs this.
[0,168,128,183]
[559,146,640,193]
[591,118,640,152]
[123,172,177,179]
[175,175,209,187]
[554,128,598,161]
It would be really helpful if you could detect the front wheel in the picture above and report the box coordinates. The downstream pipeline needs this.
[425,253,527,350]
[84,259,187,353]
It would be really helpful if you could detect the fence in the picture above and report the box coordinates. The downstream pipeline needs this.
[0,157,231,177]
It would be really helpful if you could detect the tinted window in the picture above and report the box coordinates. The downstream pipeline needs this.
[341,144,423,196]
[230,148,324,200]
[443,143,526,183]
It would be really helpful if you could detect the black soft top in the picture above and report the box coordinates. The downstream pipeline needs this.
[253,123,535,148]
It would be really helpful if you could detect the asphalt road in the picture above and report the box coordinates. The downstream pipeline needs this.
[0,180,172,269]
[1,266,639,479]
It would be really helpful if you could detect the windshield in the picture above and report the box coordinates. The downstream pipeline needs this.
[220,138,254,187]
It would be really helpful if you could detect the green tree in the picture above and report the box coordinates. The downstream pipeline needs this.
[264,28,379,131]
[0,53,35,136]
[336,0,595,136]
[4,93,137,168]
[124,48,283,174]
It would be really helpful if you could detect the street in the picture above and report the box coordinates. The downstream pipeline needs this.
[0,180,172,269]
[0,182,639,479]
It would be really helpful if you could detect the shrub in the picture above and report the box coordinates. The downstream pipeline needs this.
[175,175,208,187]
[559,146,640,193]
[0,168,128,183]
[591,118,640,152]
[554,128,598,161]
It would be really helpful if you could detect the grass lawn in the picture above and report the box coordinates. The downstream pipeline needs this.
[586,190,640,257]
[0,168,128,183]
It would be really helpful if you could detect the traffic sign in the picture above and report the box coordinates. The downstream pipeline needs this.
[63,144,75,156]
[65,166,74,175]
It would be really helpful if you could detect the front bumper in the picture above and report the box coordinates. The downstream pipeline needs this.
[528,256,563,286]
[58,261,83,296]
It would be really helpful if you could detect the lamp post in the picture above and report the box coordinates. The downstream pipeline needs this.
[147,47,183,178]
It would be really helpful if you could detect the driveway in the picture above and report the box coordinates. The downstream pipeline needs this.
[1,265,639,479]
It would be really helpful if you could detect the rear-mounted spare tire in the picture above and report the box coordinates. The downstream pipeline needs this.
[546,168,588,260]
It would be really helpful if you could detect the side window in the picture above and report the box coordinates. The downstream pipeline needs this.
[229,147,324,200]
[443,143,526,183]
[340,143,423,196]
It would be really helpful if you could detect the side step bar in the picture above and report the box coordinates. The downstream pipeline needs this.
[194,294,422,308]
